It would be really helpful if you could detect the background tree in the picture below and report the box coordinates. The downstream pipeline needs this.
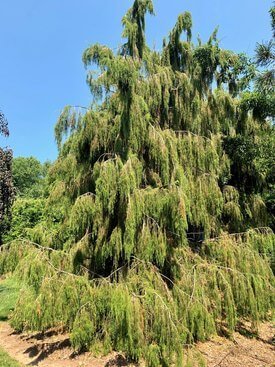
[0,111,13,245]
[240,4,274,121]
[224,4,275,229]
[3,197,45,242]
[0,111,9,136]
[254,4,275,221]
[3,156,51,242]
[12,156,50,198]
[255,4,275,94]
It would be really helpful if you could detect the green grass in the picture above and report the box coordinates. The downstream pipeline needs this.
[0,277,22,366]
[0,347,22,367]
[0,277,20,321]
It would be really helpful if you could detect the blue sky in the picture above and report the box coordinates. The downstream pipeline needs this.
[0,0,272,162]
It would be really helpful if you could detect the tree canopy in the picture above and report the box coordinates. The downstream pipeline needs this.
[1,157,50,243]
[12,156,50,198]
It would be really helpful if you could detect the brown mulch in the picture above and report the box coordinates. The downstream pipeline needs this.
[0,322,137,367]
[0,321,274,366]
[197,322,275,367]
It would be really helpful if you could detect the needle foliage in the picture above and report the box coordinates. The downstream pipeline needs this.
[0,1,274,366]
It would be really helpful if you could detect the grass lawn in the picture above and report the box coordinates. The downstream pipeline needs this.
[0,347,22,367]
[0,277,20,321]
[0,277,22,366]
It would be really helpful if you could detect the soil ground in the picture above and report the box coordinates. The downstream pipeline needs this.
[0,321,274,366]
[197,322,275,367]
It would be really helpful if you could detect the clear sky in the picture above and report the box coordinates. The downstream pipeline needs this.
[0,0,272,162]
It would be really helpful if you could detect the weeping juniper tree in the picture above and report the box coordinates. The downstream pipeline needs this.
[0,111,13,245]
[1,2,274,366]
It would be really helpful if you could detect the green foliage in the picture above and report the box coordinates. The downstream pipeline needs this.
[0,348,22,367]
[223,125,275,229]
[3,157,52,247]
[12,156,50,198]
[3,198,46,242]
[255,22,274,94]
[0,277,20,321]
[122,0,154,58]
[1,234,273,366]
[240,91,275,121]
[0,241,35,275]
[242,3,275,119]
